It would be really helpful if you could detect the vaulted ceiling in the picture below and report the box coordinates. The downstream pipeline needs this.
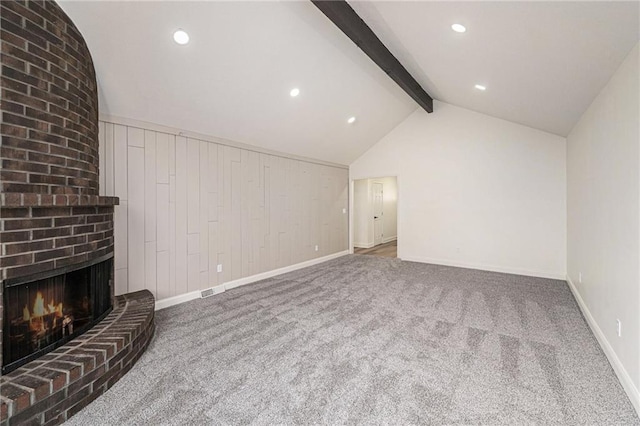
[59,1,639,165]
[349,1,639,137]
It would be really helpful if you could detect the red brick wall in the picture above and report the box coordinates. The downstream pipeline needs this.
[1,0,120,385]
[1,0,100,196]
[0,196,117,281]
[0,0,118,283]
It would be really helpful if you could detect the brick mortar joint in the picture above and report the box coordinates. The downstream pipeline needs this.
[1,292,155,415]
[0,195,119,208]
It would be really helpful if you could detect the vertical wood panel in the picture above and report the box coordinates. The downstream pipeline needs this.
[272,156,283,268]
[199,141,209,278]
[249,151,260,276]
[215,144,224,282]
[321,174,331,256]
[187,254,199,293]
[145,241,157,293]
[104,123,115,196]
[261,154,270,272]
[168,135,177,296]
[187,139,200,235]
[169,201,177,296]
[127,127,144,147]
[175,136,189,297]
[231,157,242,280]
[169,135,176,176]
[114,125,127,200]
[127,146,145,292]
[241,150,250,277]
[114,213,128,294]
[208,221,219,287]
[101,120,348,301]
[157,184,170,252]
[339,168,349,251]
[199,271,208,291]
[157,250,170,300]
[169,176,176,204]
[299,162,311,259]
[310,163,320,259]
[156,133,169,184]
[115,268,128,297]
[188,233,199,255]
[144,130,156,243]
[221,146,232,283]
[291,160,301,264]
[98,121,105,195]
[114,200,128,275]
[208,143,218,222]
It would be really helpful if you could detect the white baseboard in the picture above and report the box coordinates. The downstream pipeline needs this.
[566,275,640,416]
[224,250,349,290]
[382,236,397,244]
[154,290,202,310]
[155,250,349,310]
[353,242,374,249]
[400,255,565,280]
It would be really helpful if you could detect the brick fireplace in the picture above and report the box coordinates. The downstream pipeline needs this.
[1,1,154,424]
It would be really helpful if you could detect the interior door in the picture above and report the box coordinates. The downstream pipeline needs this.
[372,183,383,246]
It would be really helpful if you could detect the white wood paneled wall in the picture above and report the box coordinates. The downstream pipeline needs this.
[98,121,348,300]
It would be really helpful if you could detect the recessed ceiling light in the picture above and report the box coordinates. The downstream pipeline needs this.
[451,24,466,33]
[347,116,356,124]
[474,84,486,91]
[290,88,300,97]
[173,29,189,45]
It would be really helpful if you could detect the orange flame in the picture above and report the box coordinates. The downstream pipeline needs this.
[33,292,46,316]
[22,292,65,333]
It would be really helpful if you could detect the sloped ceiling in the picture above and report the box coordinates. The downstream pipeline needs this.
[59,1,639,165]
[57,0,417,165]
[349,1,639,136]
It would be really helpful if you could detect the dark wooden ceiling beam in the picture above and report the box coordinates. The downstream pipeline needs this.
[311,0,433,113]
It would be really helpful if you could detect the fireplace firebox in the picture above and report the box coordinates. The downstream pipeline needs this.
[2,255,113,374]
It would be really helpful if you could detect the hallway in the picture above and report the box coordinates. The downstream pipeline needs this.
[353,240,397,258]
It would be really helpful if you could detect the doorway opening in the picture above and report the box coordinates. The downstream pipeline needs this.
[353,176,397,258]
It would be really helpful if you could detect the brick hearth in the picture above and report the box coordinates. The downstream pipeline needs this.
[0,290,155,425]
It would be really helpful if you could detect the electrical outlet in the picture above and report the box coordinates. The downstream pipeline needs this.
[342,208,347,214]
[217,264,222,273]
[616,319,622,337]
[314,245,318,252]
[579,272,582,283]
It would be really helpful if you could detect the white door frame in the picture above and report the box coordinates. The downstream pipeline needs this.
[348,175,400,258]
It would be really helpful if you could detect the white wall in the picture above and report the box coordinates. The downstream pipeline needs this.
[99,118,349,302]
[353,179,370,247]
[567,43,639,411]
[351,101,567,279]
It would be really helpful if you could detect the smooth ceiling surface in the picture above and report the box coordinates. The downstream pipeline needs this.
[59,1,639,164]
[349,1,640,136]
[58,1,417,165]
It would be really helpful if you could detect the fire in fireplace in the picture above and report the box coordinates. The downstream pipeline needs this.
[2,255,113,374]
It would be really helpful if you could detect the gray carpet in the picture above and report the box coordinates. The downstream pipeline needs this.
[68,255,639,425]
